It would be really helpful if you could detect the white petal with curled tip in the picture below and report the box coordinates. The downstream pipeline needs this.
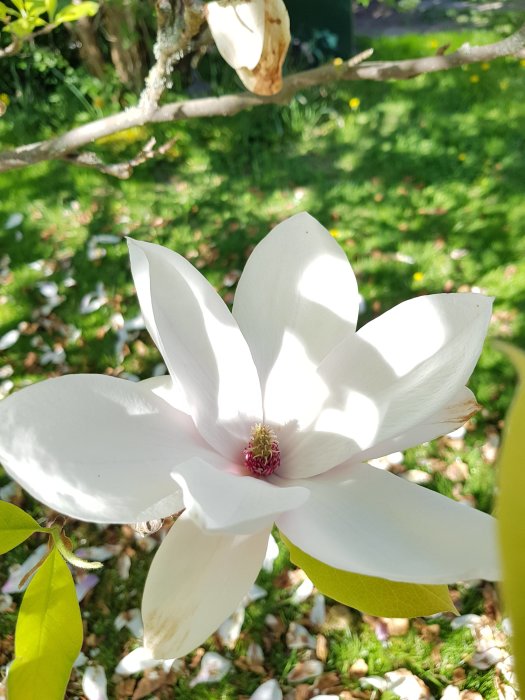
[279,293,492,479]
[128,239,262,461]
[170,458,309,535]
[142,514,270,660]
[0,374,227,523]
[351,385,479,464]
[233,212,359,393]
[276,462,500,584]
[207,0,265,70]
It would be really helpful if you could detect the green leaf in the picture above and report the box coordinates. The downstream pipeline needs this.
[7,546,83,700]
[0,501,44,554]
[282,534,457,617]
[0,3,14,21]
[495,341,525,692]
[54,1,99,25]
[3,15,45,36]
[44,0,56,20]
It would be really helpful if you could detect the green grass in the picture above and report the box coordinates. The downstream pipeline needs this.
[0,28,523,699]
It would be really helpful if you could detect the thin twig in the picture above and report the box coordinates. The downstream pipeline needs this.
[60,136,178,178]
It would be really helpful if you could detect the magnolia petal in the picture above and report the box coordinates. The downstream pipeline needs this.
[142,513,269,659]
[352,385,479,464]
[276,462,500,584]
[0,375,225,523]
[206,0,265,71]
[236,0,290,96]
[128,239,262,461]
[171,458,309,535]
[233,212,359,421]
[282,293,492,479]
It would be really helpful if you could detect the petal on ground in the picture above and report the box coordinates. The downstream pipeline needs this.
[233,213,359,394]
[280,293,492,479]
[276,462,500,584]
[0,375,226,523]
[142,513,270,659]
[171,459,309,535]
[128,239,262,460]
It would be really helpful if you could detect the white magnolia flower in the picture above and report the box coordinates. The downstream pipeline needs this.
[0,213,499,660]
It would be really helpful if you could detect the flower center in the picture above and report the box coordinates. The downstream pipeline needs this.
[244,424,280,477]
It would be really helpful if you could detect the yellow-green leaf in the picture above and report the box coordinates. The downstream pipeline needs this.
[0,501,44,554]
[44,0,56,20]
[495,341,525,691]
[54,1,98,25]
[282,534,456,617]
[8,546,83,700]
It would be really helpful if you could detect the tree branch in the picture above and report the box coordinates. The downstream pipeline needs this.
[1,23,524,174]
[139,0,206,113]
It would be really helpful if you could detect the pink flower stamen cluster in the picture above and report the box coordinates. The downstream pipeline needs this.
[244,424,280,477]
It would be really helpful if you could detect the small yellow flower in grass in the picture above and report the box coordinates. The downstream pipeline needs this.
[0,93,10,106]
[470,74,480,84]
[333,57,343,67]
[429,39,439,49]
[481,62,490,71]
[329,228,340,238]
[499,79,509,91]
[458,153,467,162]
[348,97,360,111]
[413,271,424,282]
[520,59,525,68]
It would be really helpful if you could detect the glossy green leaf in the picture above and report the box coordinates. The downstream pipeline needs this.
[282,534,457,617]
[8,546,83,700]
[495,341,525,691]
[54,1,99,25]
[0,501,44,555]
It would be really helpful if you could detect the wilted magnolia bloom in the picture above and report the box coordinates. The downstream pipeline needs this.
[206,0,290,95]
[0,213,499,660]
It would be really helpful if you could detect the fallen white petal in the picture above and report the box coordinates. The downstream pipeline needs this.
[82,665,108,700]
[287,659,324,683]
[0,329,19,351]
[217,606,245,649]
[189,651,231,687]
[75,545,121,562]
[2,544,47,593]
[243,583,267,605]
[4,213,23,229]
[114,609,143,638]
[250,678,283,700]
[115,646,171,676]
[310,594,326,627]
[246,642,265,666]
[451,614,482,631]
[75,574,99,602]
[291,575,314,604]
[286,622,316,650]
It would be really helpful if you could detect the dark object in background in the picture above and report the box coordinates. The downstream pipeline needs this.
[286,0,354,65]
